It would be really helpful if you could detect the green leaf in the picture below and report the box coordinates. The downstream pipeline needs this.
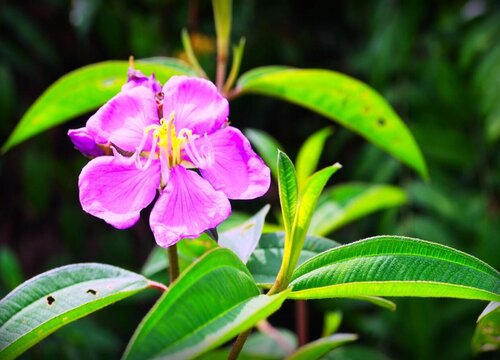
[124,248,289,360]
[245,128,284,180]
[237,67,428,179]
[247,232,340,286]
[309,183,407,236]
[223,37,246,93]
[212,0,232,53]
[278,151,298,237]
[289,236,500,301]
[281,164,342,285]
[2,58,196,152]
[322,311,342,337]
[295,127,334,187]
[472,302,500,353]
[287,334,358,360]
[0,263,150,360]
[219,205,271,263]
[181,29,207,78]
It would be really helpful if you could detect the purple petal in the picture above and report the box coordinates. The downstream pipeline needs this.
[68,127,105,157]
[162,76,229,135]
[199,127,271,199]
[79,156,160,229]
[122,68,162,94]
[86,86,159,153]
[150,166,231,247]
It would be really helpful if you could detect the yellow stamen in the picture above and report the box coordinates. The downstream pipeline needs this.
[145,111,190,169]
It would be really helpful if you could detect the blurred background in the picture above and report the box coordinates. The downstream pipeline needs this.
[0,0,499,359]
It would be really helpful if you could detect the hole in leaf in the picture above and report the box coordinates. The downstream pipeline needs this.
[377,118,386,126]
[46,296,55,305]
[86,289,97,295]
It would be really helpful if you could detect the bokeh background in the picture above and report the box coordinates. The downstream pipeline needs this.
[1,0,499,359]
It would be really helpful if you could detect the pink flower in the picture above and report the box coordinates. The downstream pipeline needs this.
[69,73,270,247]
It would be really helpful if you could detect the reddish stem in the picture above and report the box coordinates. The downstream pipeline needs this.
[296,300,308,346]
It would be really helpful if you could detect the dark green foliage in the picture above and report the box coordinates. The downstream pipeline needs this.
[1,0,499,359]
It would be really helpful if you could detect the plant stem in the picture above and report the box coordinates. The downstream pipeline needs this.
[167,244,179,285]
[227,328,251,360]
[211,0,232,90]
[296,300,308,346]
[216,51,227,91]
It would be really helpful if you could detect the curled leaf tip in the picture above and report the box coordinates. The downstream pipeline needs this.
[147,280,168,292]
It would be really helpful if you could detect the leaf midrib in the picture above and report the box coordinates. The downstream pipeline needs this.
[290,280,500,299]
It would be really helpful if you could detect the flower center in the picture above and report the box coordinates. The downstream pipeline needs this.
[134,111,214,186]
[148,112,191,168]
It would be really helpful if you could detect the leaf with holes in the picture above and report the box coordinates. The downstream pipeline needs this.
[0,263,150,360]
[309,183,407,236]
[123,248,289,360]
[289,236,500,301]
[2,58,196,152]
[237,67,428,178]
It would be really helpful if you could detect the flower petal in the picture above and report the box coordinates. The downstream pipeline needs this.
[199,127,271,199]
[162,76,229,135]
[150,166,231,247]
[79,156,160,229]
[122,68,162,93]
[87,86,159,153]
[68,127,105,157]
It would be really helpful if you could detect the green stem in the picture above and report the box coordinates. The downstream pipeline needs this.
[167,244,180,285]
[227,328,251,360]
